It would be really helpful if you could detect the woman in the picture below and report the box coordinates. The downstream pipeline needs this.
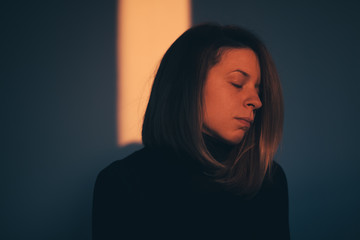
[93,23,289,239]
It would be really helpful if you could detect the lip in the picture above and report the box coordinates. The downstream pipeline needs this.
[234,117,253,128]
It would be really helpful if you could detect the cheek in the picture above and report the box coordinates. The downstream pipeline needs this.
[204,90,233,125]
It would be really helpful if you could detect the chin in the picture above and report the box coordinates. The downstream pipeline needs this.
[226,138,243,145]
[222,133,245,145]
[203,127,245,145]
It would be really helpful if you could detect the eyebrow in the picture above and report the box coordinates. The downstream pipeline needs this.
[233,69,249,77]
[232,69,261,85]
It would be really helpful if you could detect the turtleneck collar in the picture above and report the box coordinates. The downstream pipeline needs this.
[202,133,235,163]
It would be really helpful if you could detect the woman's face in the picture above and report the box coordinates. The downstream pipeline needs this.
[202,48,262,145]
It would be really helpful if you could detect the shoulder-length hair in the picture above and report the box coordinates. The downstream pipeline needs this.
[142,23,283,198]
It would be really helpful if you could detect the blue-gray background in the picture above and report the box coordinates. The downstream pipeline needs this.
[1,0,359,239]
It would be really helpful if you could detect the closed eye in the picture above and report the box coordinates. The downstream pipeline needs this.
[231,83,242,89]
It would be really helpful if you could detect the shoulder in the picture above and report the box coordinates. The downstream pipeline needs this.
[92,148,168,238]
[270,161,288,187]
[96,147,162,181]
[94,147,181,190]
[267,161,288,195]
[255,161,289,201]
[248,161,290,239]
[100,148,150,174]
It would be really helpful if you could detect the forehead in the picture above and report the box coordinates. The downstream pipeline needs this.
[211,48,261,79]
[218,48,259,67]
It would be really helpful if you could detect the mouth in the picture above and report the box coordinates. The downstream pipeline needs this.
[234,117,253,128]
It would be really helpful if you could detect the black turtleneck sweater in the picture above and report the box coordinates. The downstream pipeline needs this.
[92,135,290,239]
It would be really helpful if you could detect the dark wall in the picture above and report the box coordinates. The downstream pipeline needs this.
[1,0,359,239]
[1,1,140,239]
[192,0,360,239]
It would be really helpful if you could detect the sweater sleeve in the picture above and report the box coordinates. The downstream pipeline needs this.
[253,162,291,239]
[269,162,291,239]
[92,163,139,240]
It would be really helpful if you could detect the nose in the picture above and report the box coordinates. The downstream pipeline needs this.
[244,91,262,110]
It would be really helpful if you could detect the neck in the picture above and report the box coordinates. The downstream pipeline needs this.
[202,132,234,163]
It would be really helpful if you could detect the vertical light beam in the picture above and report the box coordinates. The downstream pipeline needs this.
[117,0,191,146]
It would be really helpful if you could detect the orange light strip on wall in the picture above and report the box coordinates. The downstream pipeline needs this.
[117,0,191,146]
